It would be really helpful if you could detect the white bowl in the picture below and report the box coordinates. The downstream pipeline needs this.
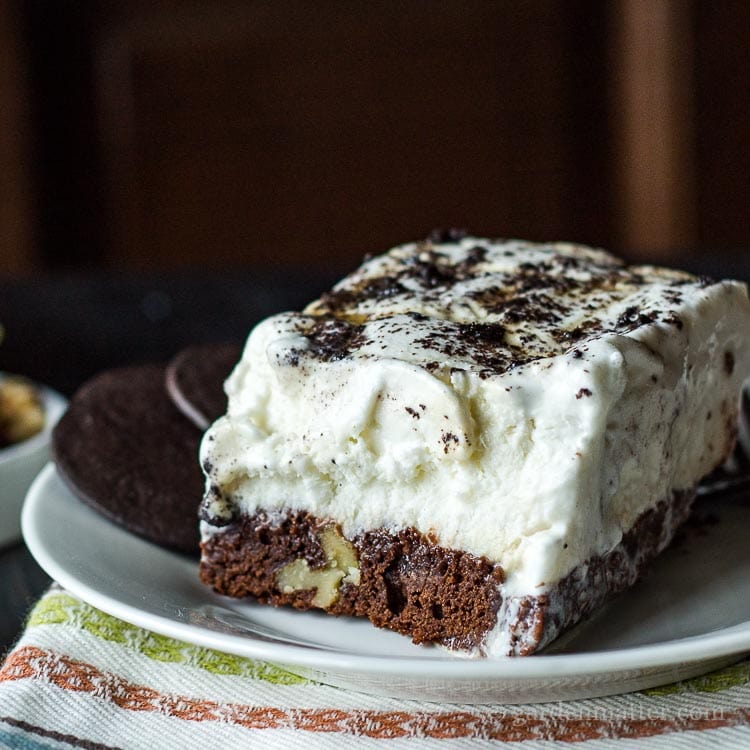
[0,378,67,548]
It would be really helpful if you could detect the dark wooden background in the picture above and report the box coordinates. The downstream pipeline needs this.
[2,0,749,277]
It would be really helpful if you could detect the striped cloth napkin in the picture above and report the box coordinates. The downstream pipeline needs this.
[2,587,750,749]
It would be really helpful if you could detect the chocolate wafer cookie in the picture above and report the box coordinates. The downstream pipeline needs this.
[165,343,242,429]
[52,365,203,554]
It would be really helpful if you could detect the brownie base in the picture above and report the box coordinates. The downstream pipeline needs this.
[200,488,696,656]
[200,512,505,652]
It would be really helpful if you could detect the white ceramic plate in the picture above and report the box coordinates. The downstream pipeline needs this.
[22,463,750,704]
[0,381,66,548]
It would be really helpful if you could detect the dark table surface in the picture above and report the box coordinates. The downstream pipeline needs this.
[0,267,337,656]
[1,255,749,656]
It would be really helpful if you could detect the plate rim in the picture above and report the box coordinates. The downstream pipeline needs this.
[21,462,750,681]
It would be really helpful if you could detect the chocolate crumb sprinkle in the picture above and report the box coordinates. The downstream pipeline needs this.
[725,350,735,376]
[428,228,468,244]
[282,239,724,375]
[440,431,460,453]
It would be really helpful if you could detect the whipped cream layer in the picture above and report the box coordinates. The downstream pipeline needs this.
[200,238,750,596]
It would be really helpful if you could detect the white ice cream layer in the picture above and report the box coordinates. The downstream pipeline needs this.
[200,238,750,596]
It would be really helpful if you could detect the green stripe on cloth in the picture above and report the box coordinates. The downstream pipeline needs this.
[642,660,750,696]
[28,591,309,686]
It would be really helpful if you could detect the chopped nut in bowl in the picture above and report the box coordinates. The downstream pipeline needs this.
[0,373,67,548]
[0,376,46,447]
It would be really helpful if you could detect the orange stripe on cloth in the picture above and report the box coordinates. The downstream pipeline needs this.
[1,646,748,742]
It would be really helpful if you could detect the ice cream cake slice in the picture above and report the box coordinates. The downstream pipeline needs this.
[198,236,750,656]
